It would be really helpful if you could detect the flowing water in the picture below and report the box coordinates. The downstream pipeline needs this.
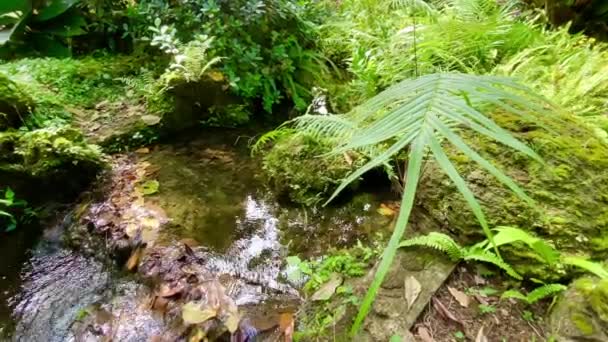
[0,130,392,341]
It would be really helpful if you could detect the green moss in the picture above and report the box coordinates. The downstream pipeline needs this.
[0,55,156,109]
[417,111,608,279]
[0,126,104,181]
[262,134,364,206]
[571,312,595,335]
[0,73,34,130]
[576,278,608,323]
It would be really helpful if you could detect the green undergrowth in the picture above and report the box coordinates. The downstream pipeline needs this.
[0,54,166,128]
[286,241,381,340]
[0,126,104,177]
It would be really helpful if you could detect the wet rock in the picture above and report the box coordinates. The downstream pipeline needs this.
[416,111,608,280]
[349,248,456,341]
[548,277,608,341]
[0,73,33,130]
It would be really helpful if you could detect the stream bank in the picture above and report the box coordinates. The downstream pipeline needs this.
[0,130,395,341]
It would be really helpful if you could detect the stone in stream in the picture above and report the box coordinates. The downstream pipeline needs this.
[548,277,608,341]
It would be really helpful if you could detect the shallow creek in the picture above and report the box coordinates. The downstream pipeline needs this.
[0,131,392,341]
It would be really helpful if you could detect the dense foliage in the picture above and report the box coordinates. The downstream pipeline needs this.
[3,0,608,339]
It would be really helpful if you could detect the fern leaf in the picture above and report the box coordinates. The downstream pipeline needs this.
[525,284,567,304]
[399,232,464,260]
[463,249,522,280]
[502,284,567,304]
[491,226,561,265]
[562,256,608,279]
[500,289,528,302]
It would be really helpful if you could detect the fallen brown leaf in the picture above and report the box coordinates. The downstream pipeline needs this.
[135,147,150,154]
[475,326,488,342]
[417,326,435,342]
[279,312,294,342]
[158,282,184,298]
[448,286,470,308]
[474,294,489,305]
[432,297,464,327]
[126,247,143,271]
[404,276,422,310]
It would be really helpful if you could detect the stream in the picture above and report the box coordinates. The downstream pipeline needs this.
[0,130,392,341]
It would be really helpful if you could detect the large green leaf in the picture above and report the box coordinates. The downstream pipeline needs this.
[0,8,30,45]
[350,131,427,335]
[38,11,86,37]
[32,0,79,22]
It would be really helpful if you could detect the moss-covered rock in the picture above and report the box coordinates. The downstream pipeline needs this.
[0,73,33,130]
[262,134,364,206]
[417,111,608,277]
[0,126,105,198]
[549,277,608,341]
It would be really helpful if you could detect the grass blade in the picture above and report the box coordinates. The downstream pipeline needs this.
[350,131,428,336]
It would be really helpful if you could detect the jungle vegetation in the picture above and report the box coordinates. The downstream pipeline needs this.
[2,0,608,339]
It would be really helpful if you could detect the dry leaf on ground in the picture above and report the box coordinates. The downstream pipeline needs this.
[404,276,422,310]
[417,326,435,342]
[475,326,488,342]
[182,301,217,325]
[448,286,470,308]
[432,297,464,326]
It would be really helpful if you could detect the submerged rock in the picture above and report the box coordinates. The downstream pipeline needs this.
[0,73,33,130]
[548,277,608,341]
[417,111,608,279]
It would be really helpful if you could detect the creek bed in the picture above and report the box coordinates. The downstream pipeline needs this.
[0,130,393,341]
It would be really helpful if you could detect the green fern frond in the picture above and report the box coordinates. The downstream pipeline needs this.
[501,284,567,304]
[463,248,522,280]
[251,128,296,155]
[399,232,464,260]
[562,256,608,279]
[490,226,561,265]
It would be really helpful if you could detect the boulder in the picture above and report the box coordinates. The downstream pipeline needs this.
[416,111,608,278]
[0,126,105,199]
[262,133,365,206]
[548,277,608,341]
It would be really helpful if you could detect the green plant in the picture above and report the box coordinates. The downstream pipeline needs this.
[521,310,535,322]
[498,25,608,130]
[501,283,567,305]
[129,0,327,113]
[400,232,521,279]
[0,187,27,232]
[0,0,87,57]
[402,228,608,280]
[291,72,549,334]
[478,303,496,315]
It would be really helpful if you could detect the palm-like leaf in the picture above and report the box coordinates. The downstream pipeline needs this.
[293,73,550,335]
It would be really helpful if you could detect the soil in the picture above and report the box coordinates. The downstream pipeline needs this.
[413,265,550,342]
